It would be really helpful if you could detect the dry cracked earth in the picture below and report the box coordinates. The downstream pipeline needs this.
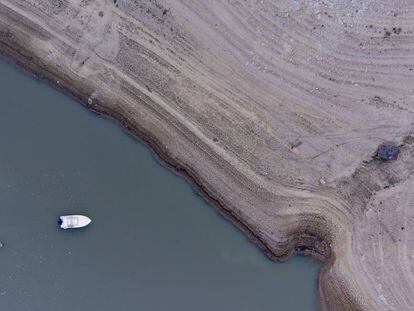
[0,0,414,309]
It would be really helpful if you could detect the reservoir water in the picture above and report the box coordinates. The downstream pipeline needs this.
[0,59,321,311]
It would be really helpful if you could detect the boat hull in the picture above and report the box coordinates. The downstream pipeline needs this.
[59,215,92,229]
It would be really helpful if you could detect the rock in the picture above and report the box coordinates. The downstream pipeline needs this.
[377,144,399,161]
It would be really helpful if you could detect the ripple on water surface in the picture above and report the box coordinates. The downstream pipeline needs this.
[0,59,321,311]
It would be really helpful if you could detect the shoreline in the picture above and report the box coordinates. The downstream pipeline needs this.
[0,53,322,264]
[0,4,355,310]
[0,32,344,310]
[2,1,414,309]
[0,7,355,310]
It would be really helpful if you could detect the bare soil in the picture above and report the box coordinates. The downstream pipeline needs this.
[1,1,414,309]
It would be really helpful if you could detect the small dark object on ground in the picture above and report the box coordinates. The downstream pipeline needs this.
[377,144,399,160]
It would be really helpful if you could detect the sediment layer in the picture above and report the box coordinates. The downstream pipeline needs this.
[1,1,414,309]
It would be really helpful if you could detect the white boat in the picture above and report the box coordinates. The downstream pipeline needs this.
[59,215,92,229]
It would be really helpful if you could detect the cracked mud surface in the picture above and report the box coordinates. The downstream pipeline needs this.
[0,0,413,309]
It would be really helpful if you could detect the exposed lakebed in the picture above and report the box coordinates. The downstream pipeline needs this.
[0,59,321,310]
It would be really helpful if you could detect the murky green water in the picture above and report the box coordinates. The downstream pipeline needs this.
[0,59,321,311]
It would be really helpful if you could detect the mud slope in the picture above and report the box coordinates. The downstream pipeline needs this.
[1,1,414,309]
